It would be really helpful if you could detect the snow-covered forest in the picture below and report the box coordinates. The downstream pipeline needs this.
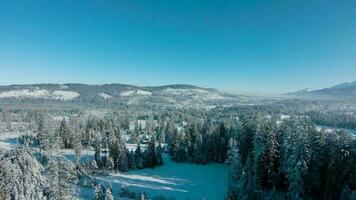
[0,97,355,200]
[2,0,356,198]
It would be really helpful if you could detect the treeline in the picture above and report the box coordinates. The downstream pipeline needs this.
[228,115,356,200]
[33,114,164,172]
[307,110,356,129]
[166,121,229,164]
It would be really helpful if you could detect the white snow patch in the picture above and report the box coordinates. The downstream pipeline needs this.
[51,91,80,100]
[162,88,208,95]
[98,93,112,100]
[0,89,50,98]
[0,89,79,101]
[90,154,228,200]
[120,90,152,97]
[280,114,290,120]
[52,116,69,122]
[162,88,225,100]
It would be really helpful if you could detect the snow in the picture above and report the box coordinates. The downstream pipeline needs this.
[163,88,209,95]
[120,90,152,97]
[280,114,290,120]
[129,121,135,131]
[98,93,112,100]
[0,131,28,150]
[52,116,69,121]
[316,125,356,136]
[51,90,80,100]
[61,149,95,163]
[0,89,50,98]
[88,154,229,200]
[162,88,225,100]
[137,120,146,129]
[126,143,143,151]
[0,131,228,200]
[0,89,79,101]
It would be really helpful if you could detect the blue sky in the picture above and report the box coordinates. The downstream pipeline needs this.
[0,0,355,94]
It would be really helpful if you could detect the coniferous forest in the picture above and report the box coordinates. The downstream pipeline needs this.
[0,99,355,199]
[1,1,356,199]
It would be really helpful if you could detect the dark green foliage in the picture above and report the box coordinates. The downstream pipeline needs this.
[228,116,356,200]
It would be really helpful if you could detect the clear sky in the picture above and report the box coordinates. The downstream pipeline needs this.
[0,0,355,94]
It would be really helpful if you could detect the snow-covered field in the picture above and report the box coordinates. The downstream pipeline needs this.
[83,154,229,200]
[120,90,152,97]
[98,93,112,100]
[0,131,228,200]
[0,89,79,100]
[162,88,225,100]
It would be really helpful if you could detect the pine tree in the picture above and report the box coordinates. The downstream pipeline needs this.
[93,131,102,167]
[306,128,326,196]
[156,142,163,165]
[324,130,353,199]
[135,143,144,169]
[283,125,310,200]
[72,132,82,170]
[45,156,78,200]
[105,188,114,200]
[228,141,243,199]
[36,114,50,152]
[93,184,105,200]
[145,137,157,168]
[128,150,137,169]
[109,134,128,171]
[0,148,46,200]
[339,185,352,200]
[59,118,71,149]
[217,122,228,163]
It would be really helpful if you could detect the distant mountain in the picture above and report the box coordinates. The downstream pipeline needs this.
[0,83,238,109]
[286,81,356,100]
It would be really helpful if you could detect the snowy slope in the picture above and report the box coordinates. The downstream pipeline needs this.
[286,80,356,100]
[0,89,79,101]
[98,93,112,100]
[120,90,152,97]
[0,83,238,108]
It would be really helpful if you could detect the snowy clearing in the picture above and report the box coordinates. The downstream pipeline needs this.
[162,88,209,95]
[98,93,112,100]
[51,90,80,100]
[0,89,79,101]
[83,154,229,200]
[162,88,225,100]
[120,90,152,97]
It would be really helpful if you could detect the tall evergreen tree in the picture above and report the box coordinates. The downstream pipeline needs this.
[45,156,78,200]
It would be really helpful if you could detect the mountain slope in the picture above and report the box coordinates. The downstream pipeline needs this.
[286,81,356,100]
[0,83,237,109]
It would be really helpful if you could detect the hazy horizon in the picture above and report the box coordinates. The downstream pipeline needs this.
[1,0,355,94]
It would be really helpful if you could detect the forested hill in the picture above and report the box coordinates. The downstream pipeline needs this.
[0,83,238,109]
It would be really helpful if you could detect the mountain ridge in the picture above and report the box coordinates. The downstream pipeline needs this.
[286,81,356,100]
[0,83,234,109]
